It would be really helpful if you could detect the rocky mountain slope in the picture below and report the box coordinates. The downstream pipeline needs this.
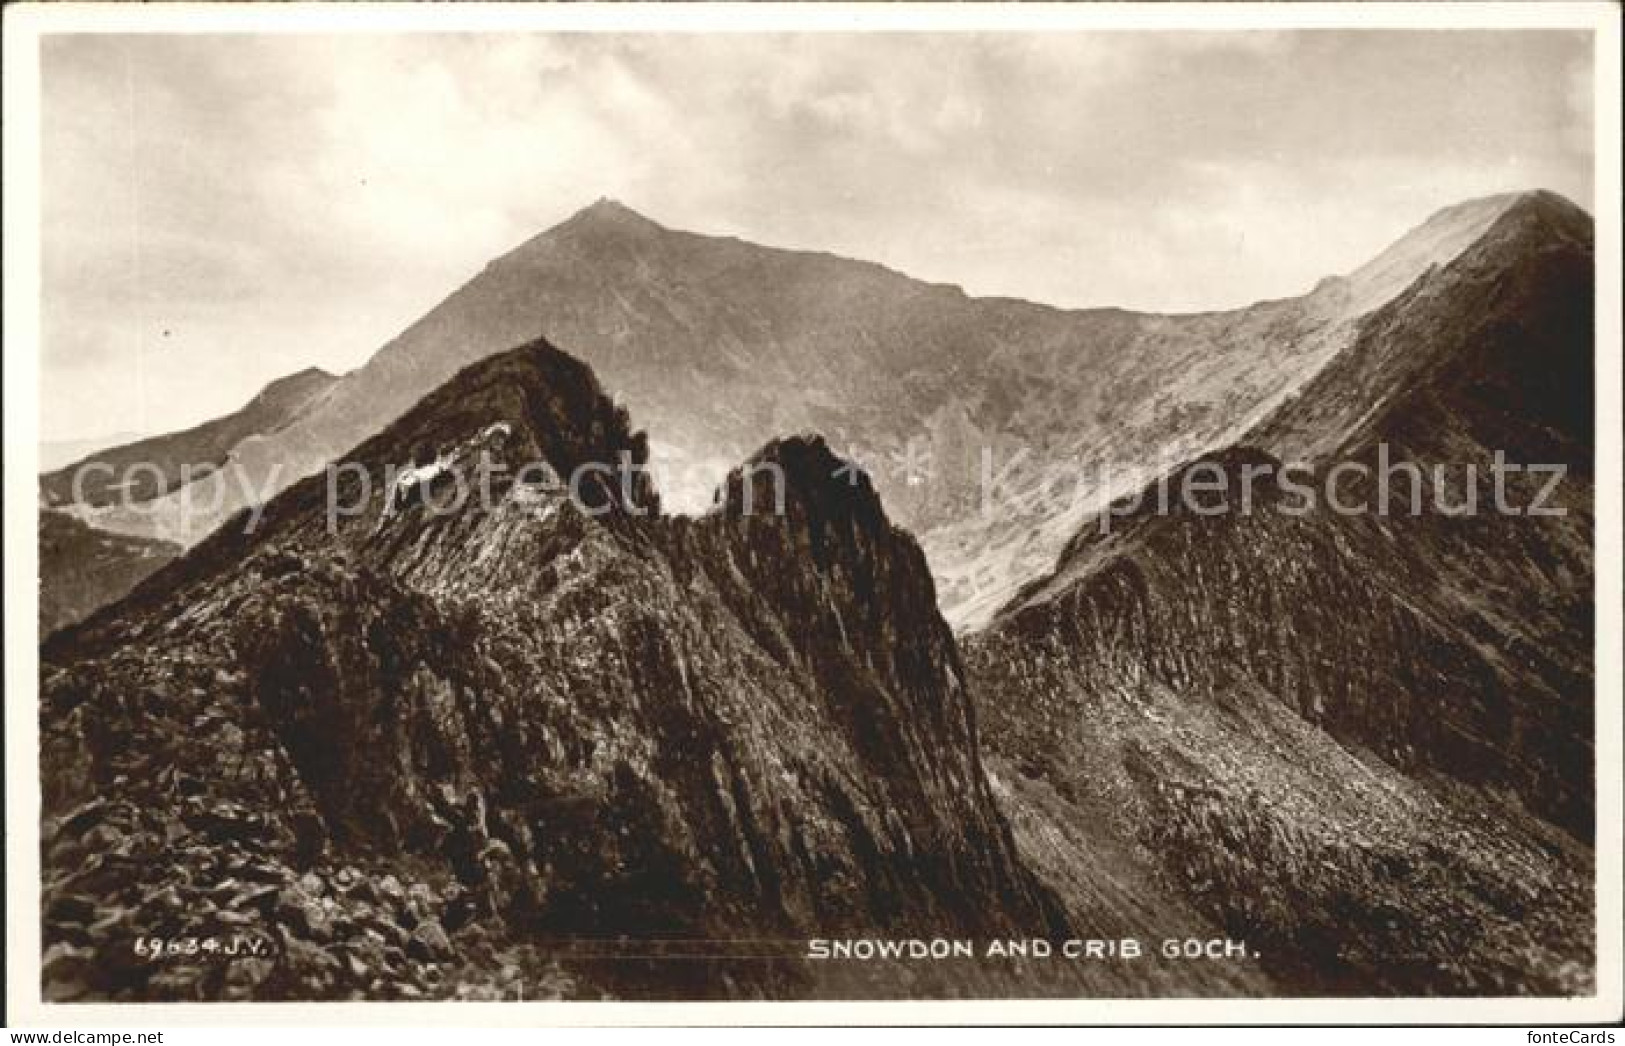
[48,196,1521,628]
[39,510,180,636]
[41,339,1096,1002]
[965,191,1595,994]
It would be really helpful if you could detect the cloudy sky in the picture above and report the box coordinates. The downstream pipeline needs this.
[40,30,1593,443]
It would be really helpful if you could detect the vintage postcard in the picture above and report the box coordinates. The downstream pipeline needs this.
[4,1,1620,1028]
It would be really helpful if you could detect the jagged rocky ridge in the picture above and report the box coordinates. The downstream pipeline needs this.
[966,192,1595,993]
[41,339,1081,1002]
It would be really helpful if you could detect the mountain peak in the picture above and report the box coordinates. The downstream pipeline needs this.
[244,366,340,417]
[262,366,337,394]
[501,197,667,263]
[722,433,879,514]
[1335,188,1587,315]
[344,337,659,521]
[586,195,633,212]
[567,197,662,232]
[1488,187,1592,246]
[1409,188,1589,245]
[1505,187,1588,216]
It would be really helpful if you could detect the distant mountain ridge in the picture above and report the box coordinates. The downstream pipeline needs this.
[39,432,146,473]
[44,192,1564,628]
[41,366,337,508]
[38,367,338,628]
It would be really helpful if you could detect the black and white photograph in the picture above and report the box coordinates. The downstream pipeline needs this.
[4,1,1620,1028]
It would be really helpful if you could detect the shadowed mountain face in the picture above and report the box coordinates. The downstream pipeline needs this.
[39,510,180,636]
[965,191,1595,994]
[40,340,1083,1002]
[47,195,1528,629]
